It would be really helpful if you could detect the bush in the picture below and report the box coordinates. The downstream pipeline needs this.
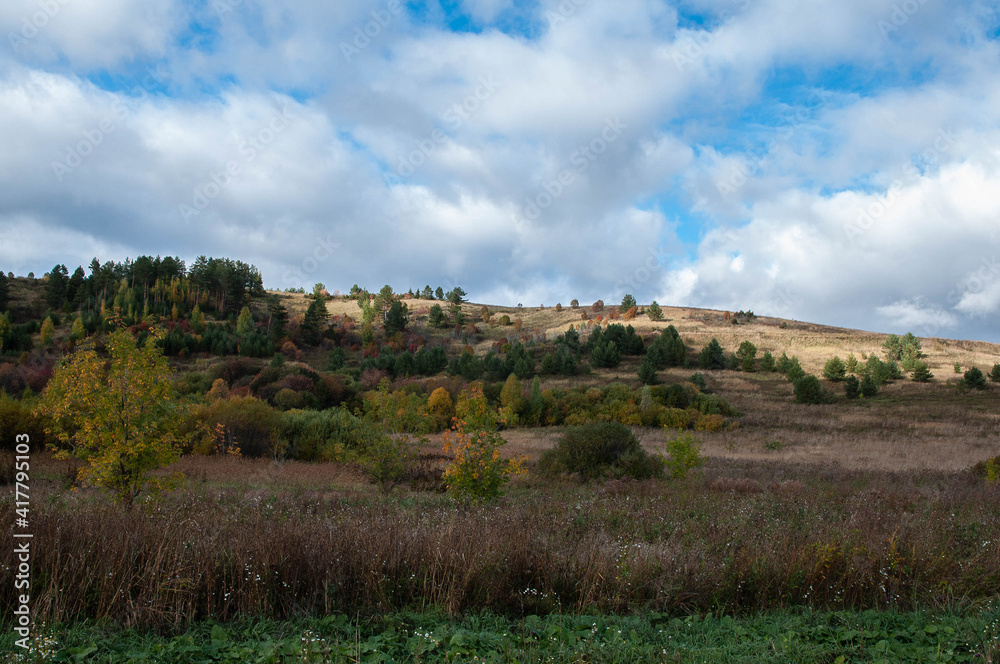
[693,413,725,431]
[735,341,757,372]
[823,357,846,381]
[989,363,1000,383]
[697,339,726,370]
[860,374,879,398]
[793,375,824,404]
[963,367,988,390]
[360,432,417,494]
[538,422,661,481]
[910,362,933,383]
[844,375,860,399]
[646,301,663,321]
[663,432,703,479]
[971,456,1000,483]
[759,351,776,372]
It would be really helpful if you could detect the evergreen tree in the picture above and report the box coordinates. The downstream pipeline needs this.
[620,293,637,313]
[989,363,1000,383]
[964,367,988,390]
[823,356,846,381]
[646,300,663,321]
[422,285,434,299]
[385,300,409,334]
[435,286,444,300]
[0,270,8,312]
[910,362,933,382]
[844,375,860,399]
[735,340,757,372]
[301,294,329,345]
[759,350,776,372]
[428,304,447,328]
[697,338,726,370]
[265,295,288,341]
[860,373,878,397]
[638,352,659,384]
[46,264,69,310]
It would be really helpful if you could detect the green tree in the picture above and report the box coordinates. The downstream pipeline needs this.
[385,300,409,334]
[785,357,805,381]
[0,270,9,312]
[39,327,181,506]
[735,340,757,372]
[45,264,68,310]
[428,303,447,328]
[964,367,988,390]
[844,375,860,399]
[759,350,776,372]
[435,286,444,300]
[646,301,663,321]
[421,285,433,299]
[860,373,879,398]
[570,299,579,309]
[663,432,703,479]
[793,375,824,404]
[71,317,86,341]
[236,306,254,337]
[301,294,329,345]
[638,352,659,384]
[910,362,933,383]
[823,356,846,382]
[265,295,288,341]
[499,373,524,426]
[373,285,396,323]
[446,287,468,326]
[845,354,859,374]
[191,304,206,335]
[620,293,637,313]
[40,316,55,345]
[989,363,1000,383]
[697,338,726,370]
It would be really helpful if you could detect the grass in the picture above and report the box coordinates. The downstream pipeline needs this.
[4,454,999,631]
[4,607,999,662]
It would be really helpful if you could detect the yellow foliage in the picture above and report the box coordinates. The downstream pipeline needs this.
[39,327,182,506]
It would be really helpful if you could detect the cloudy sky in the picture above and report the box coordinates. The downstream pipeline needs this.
[1,1,1000,341]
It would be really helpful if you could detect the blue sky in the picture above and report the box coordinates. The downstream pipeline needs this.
[2,0,1000,341]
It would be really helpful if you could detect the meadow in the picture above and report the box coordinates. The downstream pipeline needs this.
[2,270,1000,661]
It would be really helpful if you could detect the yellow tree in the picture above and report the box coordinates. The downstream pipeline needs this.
[40,327,182,506]
[443,386,526,503]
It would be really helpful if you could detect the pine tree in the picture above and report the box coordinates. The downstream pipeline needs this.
[910,362,933,382]
[646,300,663,321]
[620,293,637,312]
[697,338,726,370]
[301,295,329,345]
[823,357,846,381]
[638,352,659,384]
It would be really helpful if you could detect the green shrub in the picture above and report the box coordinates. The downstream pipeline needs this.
[697,339,726,370]
[658,407,692,430]
[910,362,933,382]
[954,362,962,374]
[663,432,703,479]
[822,357,846,382]
[989,363,1000,383]
[844,375,860,399]
[735,341,757,372]
[785,357,805,381]
[688,372,707,392]
[971,456,1000,483]
[793,375,824,404]
[538,422,661,480]
[860,374,878,398]
[963,367,987,390]
[759,351,776,372]
[360,432,417,493]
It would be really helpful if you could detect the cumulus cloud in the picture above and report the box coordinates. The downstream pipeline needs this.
[1,0,999,340]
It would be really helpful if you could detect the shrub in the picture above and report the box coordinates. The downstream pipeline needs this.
[860,374,878,398]
[688,373,707,392]
[793,375,824,404]
[427,387,455,429]
[663,432,703,479]
[954,362,962,374]
[697,339,726,370]
[823,357,846,381]
[759,350,776,372]
[910,362,933,382]
[196,396,280,458]
[443,386,525,502]
[845,354,859,374]
[658,408,692,430]
[592,300,604,313]
[570,299,579,308]
[693,413,725,431]
[360,432,417,494]
[646,301,663,321]
[971,456,1000,483]
[844,375,860,399]
[735,341,757,372]
[989,363,1000,383]
[785,357,805,381]
[538,422,661,481]
[963,367,988,390]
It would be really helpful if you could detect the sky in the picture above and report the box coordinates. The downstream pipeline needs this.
[1,1,1000,342]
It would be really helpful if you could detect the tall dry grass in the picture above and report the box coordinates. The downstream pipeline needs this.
[3,460,998,629]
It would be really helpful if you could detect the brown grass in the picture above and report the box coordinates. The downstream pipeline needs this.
[3,458,998,629]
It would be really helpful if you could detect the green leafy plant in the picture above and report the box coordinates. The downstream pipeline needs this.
[662,431,704,479]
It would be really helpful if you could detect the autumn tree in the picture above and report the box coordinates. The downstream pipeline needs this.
[39,327,182,506]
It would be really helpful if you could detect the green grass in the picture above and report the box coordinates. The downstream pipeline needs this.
[5,607,998,663]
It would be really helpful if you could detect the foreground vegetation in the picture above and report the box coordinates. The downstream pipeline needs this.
[4,607,999,662]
